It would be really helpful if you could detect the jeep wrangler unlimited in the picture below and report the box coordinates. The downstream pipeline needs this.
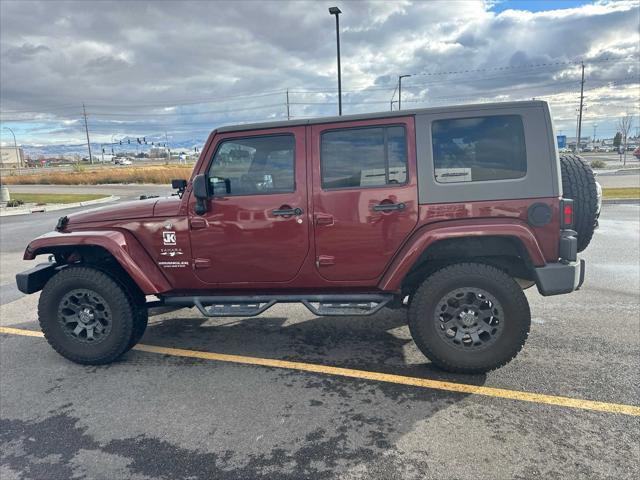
[16,101,599,373]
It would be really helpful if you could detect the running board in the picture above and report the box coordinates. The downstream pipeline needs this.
[161,294,393,317]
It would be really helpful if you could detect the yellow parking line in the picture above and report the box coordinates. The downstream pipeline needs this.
[0,326,44,338]
[2,325,639,417]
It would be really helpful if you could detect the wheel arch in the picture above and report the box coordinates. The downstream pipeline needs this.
[24,230,171,295]
[378,220,546,294]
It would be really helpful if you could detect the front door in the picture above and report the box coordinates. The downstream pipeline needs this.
[311,117,418,281]
[189,127,309,285]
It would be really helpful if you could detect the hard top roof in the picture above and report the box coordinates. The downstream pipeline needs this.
[216,100,547,134]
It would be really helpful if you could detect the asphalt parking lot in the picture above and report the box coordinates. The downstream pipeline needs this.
[1,197,639,479]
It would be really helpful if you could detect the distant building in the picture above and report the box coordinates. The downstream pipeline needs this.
[566,137,590,151]
[149,147,169,158]
[0,146,24,167]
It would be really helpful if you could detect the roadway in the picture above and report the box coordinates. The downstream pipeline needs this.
[0,195,638,479]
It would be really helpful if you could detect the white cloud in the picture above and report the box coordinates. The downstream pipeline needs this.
[0,0,638,145]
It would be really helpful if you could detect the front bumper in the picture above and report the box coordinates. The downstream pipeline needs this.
[16,262,58,294]
[534,258,585,296]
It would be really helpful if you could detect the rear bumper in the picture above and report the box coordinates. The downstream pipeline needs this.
[534,258,585,296]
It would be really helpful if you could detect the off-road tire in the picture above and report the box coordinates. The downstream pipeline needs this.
[408,263,531,374]
[560,154,598,252]
[126,307,148,351]
[38,266,135,365]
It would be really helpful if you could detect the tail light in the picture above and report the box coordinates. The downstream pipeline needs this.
[560,199,574,229]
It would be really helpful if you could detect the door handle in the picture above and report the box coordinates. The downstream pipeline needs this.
[373,202,406,212]
[272,207,303,216]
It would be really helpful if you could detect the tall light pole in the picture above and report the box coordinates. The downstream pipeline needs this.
[329,6,342,116]
[398,74,411,110]
[3,126,22,167]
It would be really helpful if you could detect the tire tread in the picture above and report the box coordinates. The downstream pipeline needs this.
[559,154,598,252]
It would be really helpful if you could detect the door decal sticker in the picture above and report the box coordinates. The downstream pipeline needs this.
[162,231,177,245]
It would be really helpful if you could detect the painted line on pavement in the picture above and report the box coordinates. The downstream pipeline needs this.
[2,326,639,417]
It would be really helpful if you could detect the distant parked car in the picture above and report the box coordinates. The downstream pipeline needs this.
[633,147,640,159]
[114,157,132,165]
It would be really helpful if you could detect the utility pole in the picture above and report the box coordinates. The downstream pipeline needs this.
[398,74,411,110]
[82,103,93,164]
[592,123,597,143]
[165,131,170,161]
[286,89,290,120]
[576,61,585,153]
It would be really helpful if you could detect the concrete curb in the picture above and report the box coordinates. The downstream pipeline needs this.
[602,198,640,205]
[0,195,119,217]
[594,167,640,176]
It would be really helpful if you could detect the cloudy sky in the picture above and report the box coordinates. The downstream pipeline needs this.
[0,0,638,148]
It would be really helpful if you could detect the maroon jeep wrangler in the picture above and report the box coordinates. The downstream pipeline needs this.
[17,101,599,373]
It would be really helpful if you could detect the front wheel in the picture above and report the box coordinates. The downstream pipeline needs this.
[408,263,531,374]
[38,266,136,365]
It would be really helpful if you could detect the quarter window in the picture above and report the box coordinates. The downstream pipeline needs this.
[208,135,295,195]
[321,126,407,189]
[432,115,527,183]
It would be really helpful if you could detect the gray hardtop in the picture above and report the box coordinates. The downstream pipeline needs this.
[216,100,548,133]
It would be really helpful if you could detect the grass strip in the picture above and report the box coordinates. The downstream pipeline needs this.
[11,193,108,204]
[1,165,193,185]
[602,187,640,199]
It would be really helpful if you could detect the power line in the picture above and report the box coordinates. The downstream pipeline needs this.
[3,56,637,115]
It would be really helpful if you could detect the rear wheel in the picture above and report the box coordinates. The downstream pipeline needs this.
[560,154,598,252]
[38,267,135,365]
[408,263,530,374]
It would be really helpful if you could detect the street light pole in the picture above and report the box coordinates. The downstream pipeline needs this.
[3,126,22,168]
[398,75,411,111]
[329,7,342,116]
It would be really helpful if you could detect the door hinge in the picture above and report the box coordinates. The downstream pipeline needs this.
[316,255,335,267]
[190,218,208,229]
[314,213,334,226]
[194,258,211,269]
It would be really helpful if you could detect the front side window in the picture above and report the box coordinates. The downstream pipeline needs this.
[432,115,527,183]
[321,126,407,189]
[208,134,295,195]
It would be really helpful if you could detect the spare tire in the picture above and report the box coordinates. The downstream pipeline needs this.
[559,154,598,252]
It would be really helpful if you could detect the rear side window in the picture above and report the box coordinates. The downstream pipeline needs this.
[321,126,407,189]
[208,134,294,196]
[431,115,526,183]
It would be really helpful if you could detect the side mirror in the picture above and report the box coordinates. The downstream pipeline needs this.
[171,178,187,198]
[192,174,209,215]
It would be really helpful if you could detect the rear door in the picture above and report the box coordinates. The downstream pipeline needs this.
[189,127,309,285]
[310,117,419,281]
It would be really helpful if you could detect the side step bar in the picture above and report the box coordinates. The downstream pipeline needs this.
[161,294,394,317]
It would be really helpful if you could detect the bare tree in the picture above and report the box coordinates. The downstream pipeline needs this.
[617,115,634,166]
